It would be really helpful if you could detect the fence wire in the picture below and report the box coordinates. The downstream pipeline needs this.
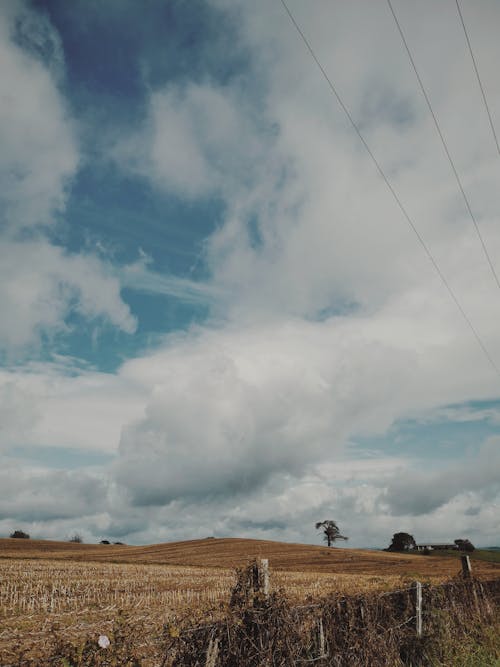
[166,576,500,667]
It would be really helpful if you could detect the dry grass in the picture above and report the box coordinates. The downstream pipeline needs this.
[2,536,499,577]
[0,559,232,666]
[169,573,500,667]
[0,559,428,665]
[0,560,233,617]
[0,538,498,665]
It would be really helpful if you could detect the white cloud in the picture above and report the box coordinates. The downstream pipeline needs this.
[0,2,137,354]
[0,360,146,454]
[202,0,500,327]
[421,404,500,425]
[2,300,498,544]
[113,303,499,508]
[118,0,500,336]
[2,0,500,548]
[115,82,266,199]
[0,240,136,353]
[0,380,40,450]
[0,465,108,522]
[120,259,224,305]
[0,0,77,230]
[383,437,500,516]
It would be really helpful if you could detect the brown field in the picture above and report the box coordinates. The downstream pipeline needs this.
[1,537,498,665]
[2,535,500,576]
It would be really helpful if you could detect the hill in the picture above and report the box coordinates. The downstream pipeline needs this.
[1,536,500,578]
[427,548,500,564]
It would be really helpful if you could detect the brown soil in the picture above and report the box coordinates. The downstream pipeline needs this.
[1,536,498,578]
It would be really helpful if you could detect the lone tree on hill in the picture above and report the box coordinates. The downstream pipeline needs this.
[387,532,416,552]
[315,520,348,547]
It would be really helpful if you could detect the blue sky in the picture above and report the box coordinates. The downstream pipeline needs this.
[0,0,499,548]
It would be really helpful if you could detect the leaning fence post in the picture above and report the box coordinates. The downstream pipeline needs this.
[413,581,422,637]
[205,636,219,667]
[461,555,472,579]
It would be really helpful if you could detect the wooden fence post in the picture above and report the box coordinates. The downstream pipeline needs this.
[460,557,480,615]
[252,558,269,601]
[317,617,326,658]
[413,581,422,637]
[205,637,219,667]
[461,555,472,579]
[260,558,270,597]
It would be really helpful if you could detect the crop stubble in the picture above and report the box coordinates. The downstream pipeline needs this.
[1,538,498,665]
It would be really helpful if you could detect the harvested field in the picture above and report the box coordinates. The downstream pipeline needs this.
[0,538,498,665]
[0,558,405,665]
[1,536,499,577]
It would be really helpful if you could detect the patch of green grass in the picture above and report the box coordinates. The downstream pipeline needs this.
[428,621,500,666]
[471,549,500,564]
[424,549,500,564]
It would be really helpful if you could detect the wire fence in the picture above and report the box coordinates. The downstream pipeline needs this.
[4,558,498,666]
[164,560,500,666]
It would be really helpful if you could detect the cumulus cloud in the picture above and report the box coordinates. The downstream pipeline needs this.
[0,241,136,352]
[202,0,500,325]
[0,465,107,522]
[0,360,146,454]
[2,0,500,547]
[113,295,500,510]
[115,81,268,199]
[2,306,498,545]
[384,437,500,516]
[0,2,137,354]
[0,381,40,450]
[0,0,77,230]
[114,320,415,506]
[116,0,500,332]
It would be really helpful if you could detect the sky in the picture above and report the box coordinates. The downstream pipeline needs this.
[1,0,499,549]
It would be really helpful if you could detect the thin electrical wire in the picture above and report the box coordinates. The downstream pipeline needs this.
[386,0,500,294]
[279,0,500,376]
[455,0,500,155]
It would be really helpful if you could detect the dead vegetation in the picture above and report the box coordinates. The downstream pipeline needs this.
[1,536,499,578]
[165,562,500,666]
[0,539,498,665]
[0,558,419,664]
[3,562,497,666]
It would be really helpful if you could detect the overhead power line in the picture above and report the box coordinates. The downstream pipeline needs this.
[455,0,500,155]
[278,0,500,377]
[386,0,500,295]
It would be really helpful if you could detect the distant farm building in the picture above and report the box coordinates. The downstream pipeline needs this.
[415,543,458,552]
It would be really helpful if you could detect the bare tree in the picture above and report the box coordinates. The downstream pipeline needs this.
[315,520,348,547]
